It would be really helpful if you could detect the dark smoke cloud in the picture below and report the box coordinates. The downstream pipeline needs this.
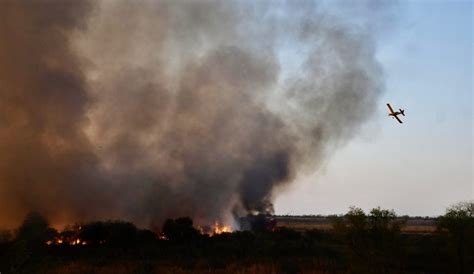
[0,0,390,228]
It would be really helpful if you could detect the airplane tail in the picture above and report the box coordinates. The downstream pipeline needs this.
[400,109,405,116]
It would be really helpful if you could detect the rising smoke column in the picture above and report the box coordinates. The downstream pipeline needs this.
[0,0,115,228]
[0,0,389,228]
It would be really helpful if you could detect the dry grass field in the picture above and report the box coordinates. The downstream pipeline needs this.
[274,216,437,234]
[47,262,343,274]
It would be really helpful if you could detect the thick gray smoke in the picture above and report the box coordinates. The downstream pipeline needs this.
[0,0,390,228]
[0,0,114,228]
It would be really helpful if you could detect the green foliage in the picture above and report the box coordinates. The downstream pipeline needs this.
[437,201,474,231]
[330,206,405,273]
[436,201,474,273]
[346,206,367,229]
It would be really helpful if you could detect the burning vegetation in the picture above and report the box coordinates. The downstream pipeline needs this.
[43,217,235,246]
[1,205,472,273]
[196,222,233,237]
[45,225,92,246]
[210,221,232,235]
[0,0,471,272]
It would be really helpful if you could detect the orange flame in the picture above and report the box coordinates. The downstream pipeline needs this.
[211,221,232,235]
[45,229,90,246]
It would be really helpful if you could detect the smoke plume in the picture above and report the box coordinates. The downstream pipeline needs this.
[0,0,388,228]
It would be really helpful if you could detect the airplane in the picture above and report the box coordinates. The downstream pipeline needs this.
[386,103,405,124]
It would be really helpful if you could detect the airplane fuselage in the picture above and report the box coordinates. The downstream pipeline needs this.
[386,103,405,123]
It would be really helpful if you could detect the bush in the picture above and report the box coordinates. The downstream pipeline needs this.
[80,221,139,246]
[16,211,57,245]
[162,217,199,242]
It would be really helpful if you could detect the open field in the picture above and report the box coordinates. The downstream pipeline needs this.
[274,216,437,234]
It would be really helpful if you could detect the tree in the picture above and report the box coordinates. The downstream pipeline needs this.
[331,206,404,274]
[79,221,139,246]
[368,207,404,272]
[10,212,56,271]
[368,207,402,248]
[16,212,56,245]
[343,207,369,272]
[437,201,474,273]
[162,217,199,242]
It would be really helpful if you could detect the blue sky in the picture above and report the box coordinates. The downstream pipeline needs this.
[275,0,473,216]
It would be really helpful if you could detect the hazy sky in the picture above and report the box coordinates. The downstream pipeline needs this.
[275,0,473,217]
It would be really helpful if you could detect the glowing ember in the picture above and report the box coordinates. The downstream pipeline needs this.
[196,226,205,235]
[158,233,168,240]
[46,236,85,246]
[45,230,90,246]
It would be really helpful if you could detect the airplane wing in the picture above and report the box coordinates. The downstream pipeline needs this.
[386,103,395,114]
[394,115,403,124]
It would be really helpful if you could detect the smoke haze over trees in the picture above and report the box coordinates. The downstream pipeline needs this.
[0,0,395,228]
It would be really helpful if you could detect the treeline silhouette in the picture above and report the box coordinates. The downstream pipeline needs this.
[0,202,472,274]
